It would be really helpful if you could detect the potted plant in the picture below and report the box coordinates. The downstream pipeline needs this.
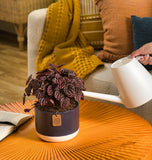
[23,64,85,142]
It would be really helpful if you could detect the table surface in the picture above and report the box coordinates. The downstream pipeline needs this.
[1,100,152,160]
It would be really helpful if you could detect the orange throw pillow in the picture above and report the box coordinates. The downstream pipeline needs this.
[95,0,152,62]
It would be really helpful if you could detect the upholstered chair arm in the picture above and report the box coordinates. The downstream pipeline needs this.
[27,8,48,76]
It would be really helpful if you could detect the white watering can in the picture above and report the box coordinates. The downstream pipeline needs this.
[83,57,152,108]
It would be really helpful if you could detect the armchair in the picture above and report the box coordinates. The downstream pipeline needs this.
[0,0,53,50]
[27,7,152,124]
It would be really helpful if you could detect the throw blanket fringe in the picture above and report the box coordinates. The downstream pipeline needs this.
[36,0,103,79]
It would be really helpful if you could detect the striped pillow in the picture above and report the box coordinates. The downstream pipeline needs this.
[80,0,103,49]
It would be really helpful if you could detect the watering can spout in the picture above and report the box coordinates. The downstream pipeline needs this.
[82,91,123,104]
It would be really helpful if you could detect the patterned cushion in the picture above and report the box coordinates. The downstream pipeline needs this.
[80,0,103,49]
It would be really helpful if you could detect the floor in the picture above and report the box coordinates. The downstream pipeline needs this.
[0,31,28,105]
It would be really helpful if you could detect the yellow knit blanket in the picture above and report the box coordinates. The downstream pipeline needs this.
[36,0,103,79]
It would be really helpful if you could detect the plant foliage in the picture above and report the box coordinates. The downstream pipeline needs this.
[23,64,86,110]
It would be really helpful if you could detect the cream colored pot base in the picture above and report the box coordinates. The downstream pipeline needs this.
[36,129,79,142]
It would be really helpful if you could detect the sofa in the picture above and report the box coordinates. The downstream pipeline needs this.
[27,1,152,124]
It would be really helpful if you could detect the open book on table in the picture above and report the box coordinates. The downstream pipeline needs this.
[0,111,33,141]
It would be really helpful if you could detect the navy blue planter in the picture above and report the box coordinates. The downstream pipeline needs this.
[35,104,79,142]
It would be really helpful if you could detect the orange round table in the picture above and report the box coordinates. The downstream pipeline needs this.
[1,100,152,160]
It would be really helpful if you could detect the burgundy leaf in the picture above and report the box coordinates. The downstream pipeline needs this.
[47,85,53,97]
[57,63,65,68]
[54,88,64,101]
[55,73,61,78]
[63,84,75,98]
[26,74,32,85]
[74,92,82,102]
[36,68,49,74]
[48,69,55,77]
[39,97,49,106]
[58,81,66,89]
[25,86,32,96]
[32,89,37,95]
[60,97,70,108]
[72,78,85,90]
[24,108,31,112]
[48,63,56,69]
[68,72,76,78]
[31,79,41,90]
[64,77,72,83]
[49,99,55,106]
[41,81,46,87]
[36,75,47,81]
[35,89,43,99]
[24,105,35,112]
[60,68,76,77]
[52,77,58,84]
[52,73,63,86]
[23,93,26,105]
[81,93,84,100]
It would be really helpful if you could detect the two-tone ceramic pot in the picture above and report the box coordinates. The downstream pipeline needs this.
[35,104,79,142]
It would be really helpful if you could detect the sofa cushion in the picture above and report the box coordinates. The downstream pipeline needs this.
[95,0,152,62]
[84,63,118,96]
[84,50,118,96]
[80,0,104,49]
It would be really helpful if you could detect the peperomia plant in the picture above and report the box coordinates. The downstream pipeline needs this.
[23,64,86,111]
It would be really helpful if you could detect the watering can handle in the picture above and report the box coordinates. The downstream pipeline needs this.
[136,56,144,60]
